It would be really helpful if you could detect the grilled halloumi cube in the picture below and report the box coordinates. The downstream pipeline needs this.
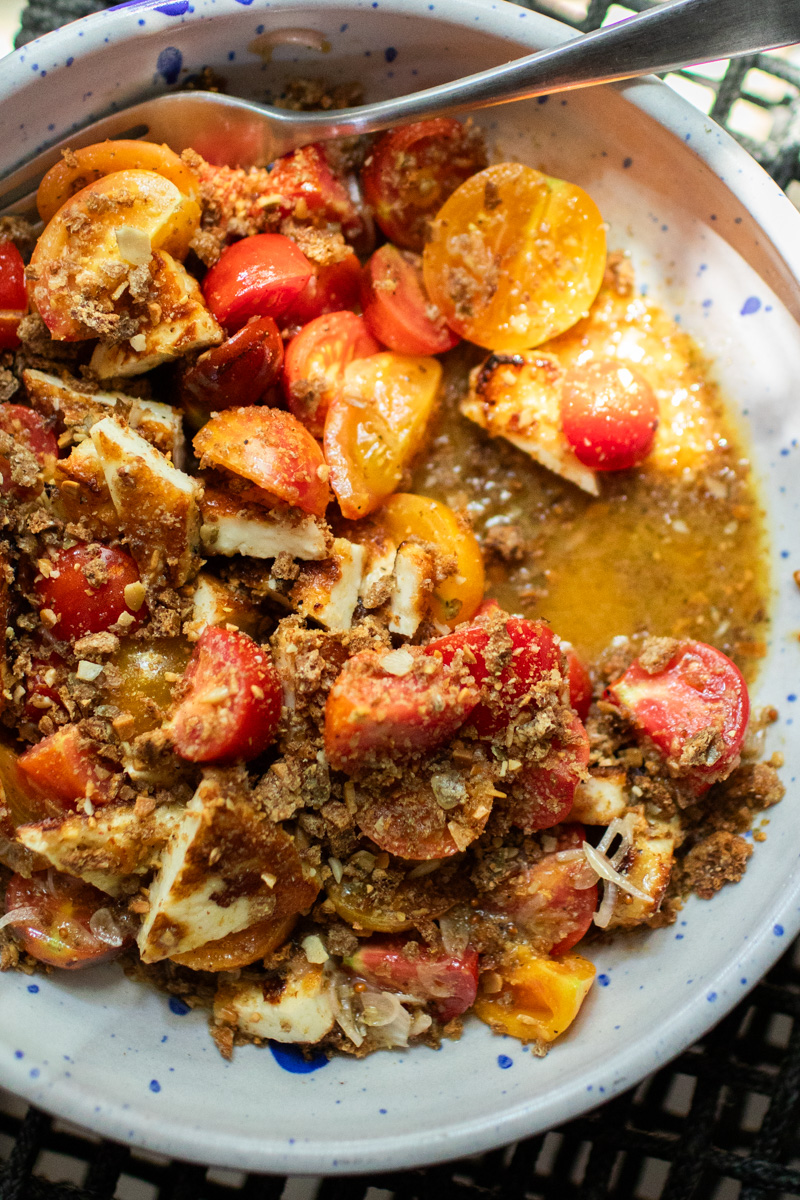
[606,834,675,928]
[358,535,398,611]
[91,416,202,587]
[214,964,335,1044]
[387,541,434,638]
[199,487,329,561]
[571,768,628,826]
[137,771,316,964]
[16,803,183,896]
[184,572,259,642]
[463,353,599,496]
[55,439,119,537]
[90,251,223,378]
[291,538,365,632]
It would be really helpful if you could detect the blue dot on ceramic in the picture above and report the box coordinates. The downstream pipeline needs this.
[740,296,761,316]
[537,95,548,105]
[149,1079,161,1093]
[156,46,183,85]
[30,1068,40,1079]
[66,56,74,66]
[623,156,633,169]
[340,23,349,31]
[781,450,790,459]
[27,984,39,994]
[168,996,190,1016]
[707,991,717,1002]
[379,1107,387,1114]
[156,0,190,14]
[774,924,785,936]
[675,933,684,940]
[233,0,254,5]
[269,1042,329,1073]
[384,46,397,62]
[788,694,797,702]
[741,978,748,985]
[228,51,235,61]
[497,1054,513,1069]
[14,1050,23,1059]
[597,974,610,987]
[702,299,712,308]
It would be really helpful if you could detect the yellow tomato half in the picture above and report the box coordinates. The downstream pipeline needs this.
[107,638,192,739]
[423,163,606,353]
[473,945,595,1043]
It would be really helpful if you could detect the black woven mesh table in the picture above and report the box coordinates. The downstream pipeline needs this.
[3,1,800,1197]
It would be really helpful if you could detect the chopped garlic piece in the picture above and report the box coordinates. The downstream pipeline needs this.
[76,660,104,682]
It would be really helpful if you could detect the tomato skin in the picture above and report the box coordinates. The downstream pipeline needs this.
[324,647,479,772]
[171,627,282,763]
[4,871,130,969]
[22,653,67,727]
[36,544,146,640]
[487,825,596,956]
[283,311,380,437]
[347,936,480,1022]
[509,711,590,832]
[564,646,593,722]
[362,119,487,252]
[560,359,659,471]
[0,241,27,349]
[17,725,115,810]
[361,244,459,356]
[426,614,562,737]
[202,234,313,331]
[279,251,362,328]
[193,406,332,517]
[606,639,749,791]
[179,317,284,416]
[0,405,57,496]
[268,143,365,244]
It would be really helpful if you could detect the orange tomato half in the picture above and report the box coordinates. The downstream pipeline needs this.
[473,945,595,1042]
[422,163,606,353]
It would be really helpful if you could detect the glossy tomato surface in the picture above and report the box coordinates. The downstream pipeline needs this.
[508,711,590,832]
[202,234,313,331]
[560,359,659,471]
[347,936,480,1022]
[17,726,115,809]
[5,871,130,969]
[280,250,362,328]
[283,311,379,437]
[0,405,57,495]
[179,317,284,416]
[361,244,459,356]
[37,544,146,640]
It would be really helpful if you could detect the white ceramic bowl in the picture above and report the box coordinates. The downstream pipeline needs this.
[2,0,800,1175]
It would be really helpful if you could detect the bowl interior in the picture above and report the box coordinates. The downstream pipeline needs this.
[1,0,800,1175]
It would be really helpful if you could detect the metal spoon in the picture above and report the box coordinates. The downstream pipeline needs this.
[1,0,798,215]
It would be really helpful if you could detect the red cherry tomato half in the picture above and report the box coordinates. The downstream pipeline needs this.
[283,311,380,437]
[606,639,749,792]
[22,652,67,727]
[361,244,459,357]
[347,936,479,1021]
[426,613,562,737]
[0,405,57,496]
[202,233,313,332]
[487,825,596,956]
[564,645,593,722]
[508,711,590,832]
[171,626,282,763]
[324,647,479,773]
[560,359,659,471]
[268,143,365,244]
[36,544,146,640]
[361,118,487,251]
[179,317,284,417]
[0,241,27,350]
[17,725,116,810]
[4,871,130,969]
[279,250,363,328]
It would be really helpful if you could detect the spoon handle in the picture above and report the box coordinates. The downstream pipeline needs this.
[272,0,800,145]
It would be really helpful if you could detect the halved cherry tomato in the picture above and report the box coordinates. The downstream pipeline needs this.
[474,945,595,1042]
[268,143,365,244]
[36,544,146,640]
[194,407,331,517]
[202,233,313,332]
[279,250,363,328]
[324,352,441,519]
[564,645,593,722]
[283,311,380,437]
[560,359,659,471]
[606,639,749,792]
[508,711,590,832]
[0,739,56,825]
[171,627,282,763]
[367,493,484,629]
[347,936,480,1021]
[179,317,284,421]
[355,762,495,860]
[4,871,130,969]
[423,163,606,352]
[170,911,298,972]
[326,868,467,933]
[17,725,116,809]
[324,647,479,772]
[108,638,193,739]
[361,119,487,252]
[0,405,57,496]
[0,241,27,350]
[361,244,459,356]
[36,139,201,224]
[487,825,596,955]
[426,612,562,737]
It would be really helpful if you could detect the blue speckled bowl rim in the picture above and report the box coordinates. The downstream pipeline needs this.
[0,0,799,1175]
